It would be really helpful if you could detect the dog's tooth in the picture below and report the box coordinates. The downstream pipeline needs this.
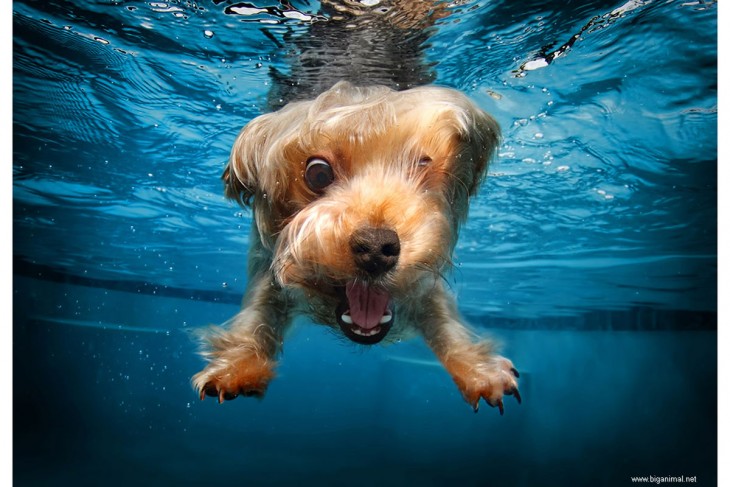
[341,312,353,324]
[351,325,382,337]
[347,322,385,338]
[379,311,392,324]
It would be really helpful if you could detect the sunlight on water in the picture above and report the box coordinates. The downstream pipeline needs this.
[32,316,171,334]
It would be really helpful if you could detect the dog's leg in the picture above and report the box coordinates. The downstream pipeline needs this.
[192,274,291,402]
[417,283,521,414]
[192,229,291,402]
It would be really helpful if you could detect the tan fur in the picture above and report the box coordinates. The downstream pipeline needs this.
[193,81,520,413]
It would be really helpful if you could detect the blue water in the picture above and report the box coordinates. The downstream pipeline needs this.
[13,0,717,486]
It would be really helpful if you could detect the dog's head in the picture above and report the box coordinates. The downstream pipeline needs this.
[224,81,500,344]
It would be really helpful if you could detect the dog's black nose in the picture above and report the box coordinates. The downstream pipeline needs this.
[350,227,400,276]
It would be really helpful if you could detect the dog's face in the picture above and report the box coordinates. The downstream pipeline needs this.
[224,82,500,344]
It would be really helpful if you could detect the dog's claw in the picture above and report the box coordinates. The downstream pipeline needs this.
[497,399,504,415]
[472,402,479,413]
[194,354,274,403]
[511,367,520,378]
[513,388,522,404]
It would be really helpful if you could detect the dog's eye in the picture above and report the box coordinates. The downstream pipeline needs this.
[305,157,335,192]
[418,156,433,167]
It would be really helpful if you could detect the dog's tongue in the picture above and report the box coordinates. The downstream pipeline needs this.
[345,281,390,329]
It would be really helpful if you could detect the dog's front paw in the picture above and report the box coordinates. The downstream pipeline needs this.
[452,355,521,414]
[192,352,276,403]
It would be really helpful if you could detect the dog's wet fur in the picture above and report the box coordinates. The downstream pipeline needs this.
[193,1,520,413]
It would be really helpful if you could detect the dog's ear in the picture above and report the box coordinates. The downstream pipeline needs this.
[222,103,309,210]
[462,104,501,196]
[222,106,310,245]
[222,163,253,206]
[222,116,269,207]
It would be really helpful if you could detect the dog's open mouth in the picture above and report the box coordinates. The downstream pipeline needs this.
[335,281,394,345]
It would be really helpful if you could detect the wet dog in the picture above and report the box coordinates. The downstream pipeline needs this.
[192,4,520,414]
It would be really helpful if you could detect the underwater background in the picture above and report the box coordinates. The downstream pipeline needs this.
[12,0,717,485]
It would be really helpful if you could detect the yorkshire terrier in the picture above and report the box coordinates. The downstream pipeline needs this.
[192,80,520,413]
[192,3,520,414]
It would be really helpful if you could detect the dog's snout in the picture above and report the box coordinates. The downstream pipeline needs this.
[350,227,400,276]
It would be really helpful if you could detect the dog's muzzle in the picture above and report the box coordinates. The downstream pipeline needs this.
[335,226,400,344]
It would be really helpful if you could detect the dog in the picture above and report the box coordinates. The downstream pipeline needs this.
[192,79,520,413]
